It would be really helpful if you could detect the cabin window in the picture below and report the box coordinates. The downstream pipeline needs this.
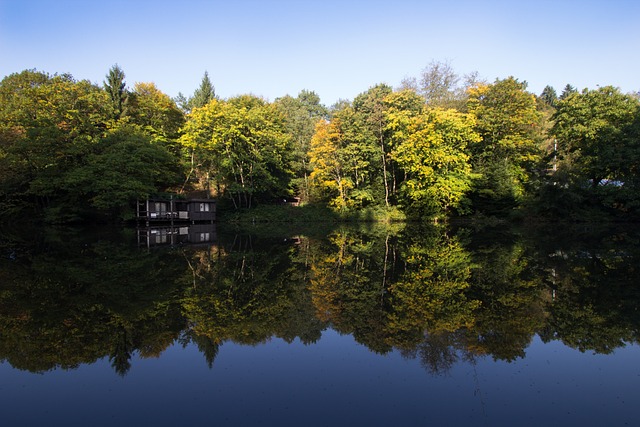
[199,203,210,212]
[155,202,167,212]
[200,232,210,241]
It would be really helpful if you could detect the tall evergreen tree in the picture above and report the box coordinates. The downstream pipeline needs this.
[559,84,578,100]
[540,85,558,107]
[103,64,128,119]
[189,71,216,110]
[174,92,190,113]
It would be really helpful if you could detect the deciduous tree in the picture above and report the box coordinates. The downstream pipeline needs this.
[275,90,327,202]
[353,84,394,206]
[551,86,640,213]
[387,106,479,216]
[64,125,180,219]
[308,118,352,210]
[179,95,292,208]
[401,61,482,111]
[128,82,185,146]
[0,70,110,219]
[467,77,544,213]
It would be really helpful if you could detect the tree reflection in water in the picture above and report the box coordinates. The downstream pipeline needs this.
[1,222,639,376]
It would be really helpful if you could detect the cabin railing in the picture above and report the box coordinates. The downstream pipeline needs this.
[136,198,216,225]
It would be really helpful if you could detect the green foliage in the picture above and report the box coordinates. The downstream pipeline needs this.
[387,106,480,216]
[309,85,418,213]
[128,82,185,145]
[188,71,216,111]
[467,77,544,214]
[179,95,293,208]
[550,86,640,216]
[352,84,394,206]
[219,203,339,225]
[309,113,353,211]
[539,85,558,107]
[2,65,639,223]
[0,70,110,219]
[103,64,128,119]
[559,83,578,100]
[383,89,425,113]
[344,205,406,223]
[275,90,327,201]
[0,69,185,222]
[64,126,180,220]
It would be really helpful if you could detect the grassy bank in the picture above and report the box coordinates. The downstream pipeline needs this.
[218,204,407,224]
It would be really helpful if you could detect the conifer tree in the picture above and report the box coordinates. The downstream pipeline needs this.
[540,85,558,107]
[559,84,578,100]
[103,64,128,119]
[189,71,216,110]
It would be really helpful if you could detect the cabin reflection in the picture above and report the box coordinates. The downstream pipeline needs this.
[137,224,217,248]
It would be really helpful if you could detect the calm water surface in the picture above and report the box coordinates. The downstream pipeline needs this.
[1,222,639,426]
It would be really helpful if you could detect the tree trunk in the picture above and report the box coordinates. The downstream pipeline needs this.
[379,132,390,207]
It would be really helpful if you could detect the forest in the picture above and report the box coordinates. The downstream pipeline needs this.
[1,62,639,223]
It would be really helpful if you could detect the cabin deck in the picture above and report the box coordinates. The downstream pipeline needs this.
[136,198,216,225]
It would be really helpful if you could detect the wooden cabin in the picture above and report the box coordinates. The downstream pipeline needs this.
[137,197,216,224]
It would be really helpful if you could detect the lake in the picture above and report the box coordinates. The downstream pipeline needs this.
[1,221,639,426]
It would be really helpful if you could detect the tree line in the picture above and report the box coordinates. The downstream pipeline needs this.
[1,62,639,222]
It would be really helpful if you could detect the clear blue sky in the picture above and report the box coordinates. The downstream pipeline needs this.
[1,0,638,106]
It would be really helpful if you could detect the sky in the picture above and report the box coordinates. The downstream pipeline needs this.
[1,0,639,106]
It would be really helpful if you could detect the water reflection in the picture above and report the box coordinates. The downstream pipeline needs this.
[137,224,217,248]
[1,222,640,378]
